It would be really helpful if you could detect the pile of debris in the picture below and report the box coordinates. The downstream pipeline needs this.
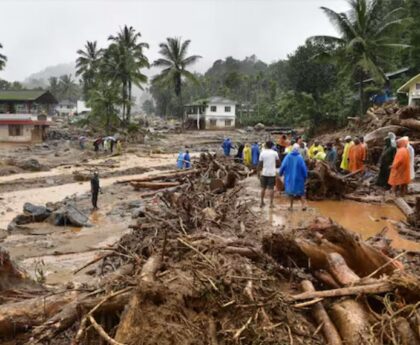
[0,154,418,345]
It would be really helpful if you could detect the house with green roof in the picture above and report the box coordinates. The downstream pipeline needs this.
[0,90,57,143]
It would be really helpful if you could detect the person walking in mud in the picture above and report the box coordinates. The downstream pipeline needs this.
[258,141,280,208]
[90,171,100,210]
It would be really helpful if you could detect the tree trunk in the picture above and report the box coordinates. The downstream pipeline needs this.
[127,80,132,123]
[359,73,364,117]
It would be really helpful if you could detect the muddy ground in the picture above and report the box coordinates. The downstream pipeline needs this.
[0,129,418,289]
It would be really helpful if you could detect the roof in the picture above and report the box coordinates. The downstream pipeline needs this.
[397,73,420,93]
[361,67,411,84]
[186,96,237,106]
[0,90,57,103]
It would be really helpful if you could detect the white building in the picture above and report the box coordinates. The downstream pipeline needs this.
[55,100,76,116]
[76,100,91,114]
[186,96,236,130]
[397,73,420,106]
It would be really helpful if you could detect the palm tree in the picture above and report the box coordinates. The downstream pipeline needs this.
[76,41,102,100]
[58,74,80,102]
[0,43,7,71]
[309,0,408,115]
[106,26,149,123]
[48,76,60,99]
[152,37,201,127]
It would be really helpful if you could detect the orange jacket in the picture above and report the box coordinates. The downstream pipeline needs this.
[348,144,365,172]
[388,147,411,186]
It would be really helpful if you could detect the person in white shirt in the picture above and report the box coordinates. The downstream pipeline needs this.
[258,141,280,208]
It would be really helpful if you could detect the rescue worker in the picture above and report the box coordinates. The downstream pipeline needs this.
[348,137,365,173]
[184,150,191,169]
[340,136,353,172]
[308,140,324,159]
[243,144,252,166]
[90,171,100,210]
[389,137,411,196]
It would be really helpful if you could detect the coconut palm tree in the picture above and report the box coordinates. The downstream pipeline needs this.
[76,41,102,100]
[309,0,408,115]
[106,26,149,123]
[58,74,80,102]
[0,43,7,71]
[152,37,201,126]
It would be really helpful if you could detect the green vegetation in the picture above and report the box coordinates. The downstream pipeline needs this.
[152,37,201,126]
[76,41,102,100]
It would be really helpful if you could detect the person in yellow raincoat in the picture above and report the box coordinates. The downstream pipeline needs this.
[243,144,252,166]
[340,136,353,172]
[308,140,324,159]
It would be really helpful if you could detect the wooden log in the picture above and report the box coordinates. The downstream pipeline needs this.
[130,181,180,190]
[366,110,379,122]
[330,299,376,345]
[400,119,420,132]
[364,125,408,148]
[116,169,198,184]
[394,197,415,223]
[290,281,394,301]
[115,255,162,342]
[326,253,360,286]
[314,270,341,289]
[301,280,342,345]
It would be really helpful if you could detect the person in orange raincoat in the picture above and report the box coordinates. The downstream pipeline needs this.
[348,137,365,173]
[388,137,411,196]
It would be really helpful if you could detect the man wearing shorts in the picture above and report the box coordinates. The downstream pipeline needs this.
[258,141,280,208]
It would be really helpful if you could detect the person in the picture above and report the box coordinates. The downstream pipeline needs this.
[389,137,411,196]
[348,137,365,173]
[251,142,260,168]
[278,134,288,154]
[360,136,368,163]
[325,142,337,168]
[177,150,184,169]
[90,171,100,210]
[103,138,110,153]
[184,150,191,169]
[376,137,396,189]
[109,137,116,154]
[279,143,308,211]
[308,140,324,159]
[298,141,308,160]
[388,132,397,148]
[314,149,326,161]
[79,136,87,150]
[284,140,295,155]
[235,143,245,163]
[340,136,353,172]
[258,141,280,208]
[222,138,233,156]
[243,144,252,166]
[93,137,102,152]
[405,137,415,181]
[116,140,122,155]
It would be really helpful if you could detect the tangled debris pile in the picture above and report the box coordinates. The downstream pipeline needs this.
[0,154,419,345]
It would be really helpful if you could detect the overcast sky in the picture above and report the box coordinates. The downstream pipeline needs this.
[0,0,350,81]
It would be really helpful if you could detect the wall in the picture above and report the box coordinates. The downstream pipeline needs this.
[204,103,236,117]
[205,117,235,129]
[0,125,33,142]
[409,83,420,106]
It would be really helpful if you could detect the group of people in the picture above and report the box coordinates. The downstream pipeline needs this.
[90,136,123,154]
[176,150,191,169]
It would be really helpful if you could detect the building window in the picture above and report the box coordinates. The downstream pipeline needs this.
[416,83,420,90]
[225,119,232,127]
[225,106,231,112]
[209,119,217,127]
[210,106,217,112]
[9,125,23,136]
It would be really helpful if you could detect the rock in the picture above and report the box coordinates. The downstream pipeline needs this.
[51,204,90,227]
[72,171,90,182]
[131,206,146,218]
[128,200,144,209]
[17,159,43,172]
[254,123,265,131]
[23,203,51,222]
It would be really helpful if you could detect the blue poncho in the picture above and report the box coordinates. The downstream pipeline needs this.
[222,139,232,156]
[279,151,307,196]
[184,153,191,169]
[251,144,260,165]
[177,152,184,169]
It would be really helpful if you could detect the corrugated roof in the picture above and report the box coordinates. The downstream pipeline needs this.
[0,90,50,101]
[186,96,237,106]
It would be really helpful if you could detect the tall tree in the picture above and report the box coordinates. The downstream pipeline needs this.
[48,77,60,100]
[58,74,80,102]
[309,0,408,115]
[106,26,149,123]
[76,41,102,100]
[152,37,201,126]
[0,43,6,71]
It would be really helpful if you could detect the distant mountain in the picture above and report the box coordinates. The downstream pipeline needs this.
[23,62,76,88]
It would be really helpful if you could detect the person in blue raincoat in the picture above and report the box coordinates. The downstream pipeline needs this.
[176,151,184,169]
[251,142,260,167]
[222,138,233,156]
[279,143,308,211]
[184,150,191,169]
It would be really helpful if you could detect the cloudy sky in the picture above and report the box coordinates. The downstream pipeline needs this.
[0,0,349,81]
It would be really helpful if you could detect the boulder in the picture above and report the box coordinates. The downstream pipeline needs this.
[17,159,43,172]
[51,204,90,227]
[254,123,265,131]
[23,203,51,222]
